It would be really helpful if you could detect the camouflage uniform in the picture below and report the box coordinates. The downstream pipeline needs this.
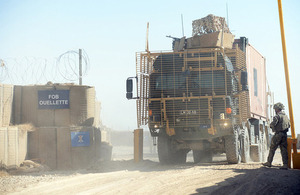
[267,108,290,165]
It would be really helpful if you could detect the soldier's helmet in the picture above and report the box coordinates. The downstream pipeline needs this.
[273,102,285,110]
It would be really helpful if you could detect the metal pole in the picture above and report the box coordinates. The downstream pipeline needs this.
[79,49,82,85]
[181,14,184,37]
[277,0,295,139]
[134,129,143,162]
[226,3,229,28]
[146,23,149,52]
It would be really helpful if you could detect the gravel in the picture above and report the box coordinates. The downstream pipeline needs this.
[0,171,76,194]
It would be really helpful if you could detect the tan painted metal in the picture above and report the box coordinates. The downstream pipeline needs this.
[134,129,143,162]
[277,0,295,139]
[278,0,299,169]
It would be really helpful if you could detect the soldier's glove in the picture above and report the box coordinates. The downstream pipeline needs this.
[271,127,275,132]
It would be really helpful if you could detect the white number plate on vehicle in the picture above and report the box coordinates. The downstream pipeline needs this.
[179,110,197,115]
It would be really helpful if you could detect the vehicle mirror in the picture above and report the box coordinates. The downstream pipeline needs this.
[126,92,133,99]
[126,79,133,93]
[126,77,139,100]
[126,78,134,99]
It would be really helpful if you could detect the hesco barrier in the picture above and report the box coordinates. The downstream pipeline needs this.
[13,84,96,127]
[94,101,101,128]
[0,84,14,127]
[0,126,28,169]
[0,84,106,170]
[28,126,102,169]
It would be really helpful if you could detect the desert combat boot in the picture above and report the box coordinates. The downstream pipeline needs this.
[280,164,288,170]
[262,162,271,167]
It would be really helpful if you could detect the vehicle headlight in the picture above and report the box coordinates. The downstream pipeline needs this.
[220,113,225,119]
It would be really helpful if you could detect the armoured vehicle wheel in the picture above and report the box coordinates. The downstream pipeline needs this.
[157,130,172,164]
[175,150,188,164]
[157,130,187,164]
[261,131,268,162]
[193,150,213,163]
[250,141,262,162]
[241,127,250,163]
[225,127,241,164]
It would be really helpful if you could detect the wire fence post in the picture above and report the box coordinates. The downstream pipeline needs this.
[79,49,82,85]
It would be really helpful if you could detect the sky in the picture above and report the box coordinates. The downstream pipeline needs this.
[0,0,299,135]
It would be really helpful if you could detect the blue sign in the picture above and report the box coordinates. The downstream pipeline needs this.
[71,131,90,147]
[38,90,70,109]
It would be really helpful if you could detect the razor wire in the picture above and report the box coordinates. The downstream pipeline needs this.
[56,49,90,82]
[0,50,90,85]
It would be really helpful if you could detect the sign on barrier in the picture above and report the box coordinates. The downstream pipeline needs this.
[38,90,70,109]
[71,131,90,147]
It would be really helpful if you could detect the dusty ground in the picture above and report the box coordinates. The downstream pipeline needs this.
[1,148,300,195]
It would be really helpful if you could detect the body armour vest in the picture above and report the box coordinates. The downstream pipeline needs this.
[274,112,290,132]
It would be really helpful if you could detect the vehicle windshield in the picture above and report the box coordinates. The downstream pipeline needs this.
[155,72,225,90]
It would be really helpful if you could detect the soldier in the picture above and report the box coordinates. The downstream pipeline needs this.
[263,102,290,169]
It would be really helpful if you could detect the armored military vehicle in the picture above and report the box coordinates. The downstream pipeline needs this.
[127,15,272,164]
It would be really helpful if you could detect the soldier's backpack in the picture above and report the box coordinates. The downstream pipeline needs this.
[281,114,290,131]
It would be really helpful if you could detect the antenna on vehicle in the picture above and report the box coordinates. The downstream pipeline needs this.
[181,14,185,37]
[145,22,149,52]
[221,18,225,48]
[226,2,229,28]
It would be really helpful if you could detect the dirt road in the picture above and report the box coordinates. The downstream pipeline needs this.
[1,150,300,195]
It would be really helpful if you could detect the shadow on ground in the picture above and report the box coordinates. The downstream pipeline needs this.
[192,166,300,195]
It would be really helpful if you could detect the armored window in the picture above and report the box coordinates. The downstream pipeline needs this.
[155,73,185,90]
[192,72,225,89]
[253,68,258,96]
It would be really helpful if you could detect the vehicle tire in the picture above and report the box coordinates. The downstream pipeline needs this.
[241,127,250,163]
[193,150,213,163]
[174,150,188,164]
[225,126,241,164]
[157,130,186,164]
[157,130,172,164]
[250,141,262,162]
